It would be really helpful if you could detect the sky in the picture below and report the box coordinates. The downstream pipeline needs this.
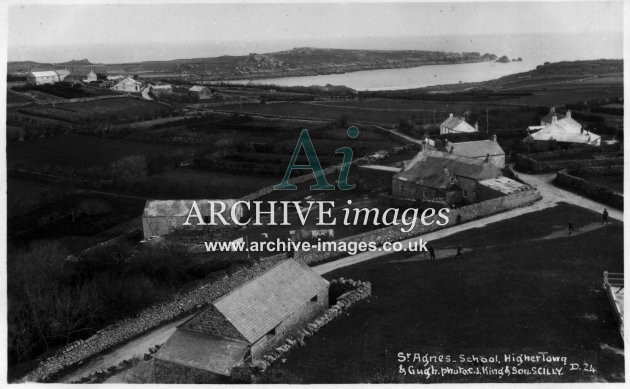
[6,1,625,63]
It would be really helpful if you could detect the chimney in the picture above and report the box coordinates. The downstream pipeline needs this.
[475,122,479,131]
[552,114,558,124]
[550,106,556,114]
[492,134,497,143]
[449,113,453,117]
[566,109,571,119]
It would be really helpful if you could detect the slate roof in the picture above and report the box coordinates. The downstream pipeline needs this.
[441,115,466,130]
[478,177,531,195]
[396,150,502,189]
[213,259,329,343]
[449,140,505,158]
[154,330,249,376]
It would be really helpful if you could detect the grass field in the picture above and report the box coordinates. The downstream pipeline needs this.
[263,203,624,383]
[7,134,192,169]
[144,168,279,199]
[16,97,171,123]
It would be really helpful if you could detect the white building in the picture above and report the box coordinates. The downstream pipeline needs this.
[111,77,143,93]
[440,113,478,135]
[525,110,601,147]
[26,71,60,85]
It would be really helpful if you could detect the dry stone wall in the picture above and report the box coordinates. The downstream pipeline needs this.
[295,188,541,265]
[555,169,623,209]
[21,253,288,382]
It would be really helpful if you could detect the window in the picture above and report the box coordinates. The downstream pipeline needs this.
[311,295,318,302]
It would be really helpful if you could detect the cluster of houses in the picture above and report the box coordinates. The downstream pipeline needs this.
[26,68,214,99]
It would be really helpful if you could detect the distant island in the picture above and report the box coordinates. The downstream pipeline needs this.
[8,47,498,81]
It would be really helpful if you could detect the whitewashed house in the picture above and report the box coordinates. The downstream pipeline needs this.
[111,77,143,93]
[26,71,60,85]
[440,113,478,135]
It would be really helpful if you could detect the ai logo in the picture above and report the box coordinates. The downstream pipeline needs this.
[275,126,359,190]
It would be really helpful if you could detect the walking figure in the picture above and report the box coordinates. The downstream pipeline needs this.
[454,245,464,259]
[568,222,574,235]
[428,244,436,261]
[602,209,609,224]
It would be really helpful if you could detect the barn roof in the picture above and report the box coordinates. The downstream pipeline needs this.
[213,259,329,343]
[396,150,502,187]
[448,140,505,158]
[154,330,249,376]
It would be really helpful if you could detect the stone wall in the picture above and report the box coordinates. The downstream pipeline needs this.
[555,169,623,210]
[515,153,623,173]
[249,278,372,375]
[295,188,541,265]
[21,253,288,382]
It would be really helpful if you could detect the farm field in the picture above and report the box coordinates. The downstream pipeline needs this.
[7,134,192,169]
[220,101,436,125]
[263,203,624,383]
[144,168,279,199]
[15,97,171,123]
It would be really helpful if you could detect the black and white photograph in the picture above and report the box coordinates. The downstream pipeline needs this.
[1,0,626,384]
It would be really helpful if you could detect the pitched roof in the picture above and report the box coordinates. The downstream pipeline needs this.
[441,115,477,133]
[114,76,142,86]
[55,69,71,77]
[213,259,329,343]
[441,115,466,130]
[478,177,532,195]
[29,70,58,78]
[448,140,505,158]
[180,305,247,342]
[189,85,209,92]
[527,117,601,145]
[395,150,502,188]
[154,330,249,376]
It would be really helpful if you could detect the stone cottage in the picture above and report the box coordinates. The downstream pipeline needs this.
[154,258,330,378]
[393,149,502,204]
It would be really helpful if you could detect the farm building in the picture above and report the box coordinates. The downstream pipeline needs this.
[189,85,213,99]
[393,149,502,204]
[64,69,97,83]
[524,110,601,149]
[476,176,533,200]
[440,113,478,135]
[154,258,330,378]
[111,76,143,93]
[26,70,60,85]
[150,84,173,95]
[443,135,506,168]
[142,199,245,239]
[55,69,71,81]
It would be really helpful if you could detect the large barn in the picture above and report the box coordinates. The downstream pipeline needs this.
[26,70,60,85]
[154,259,330,378]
